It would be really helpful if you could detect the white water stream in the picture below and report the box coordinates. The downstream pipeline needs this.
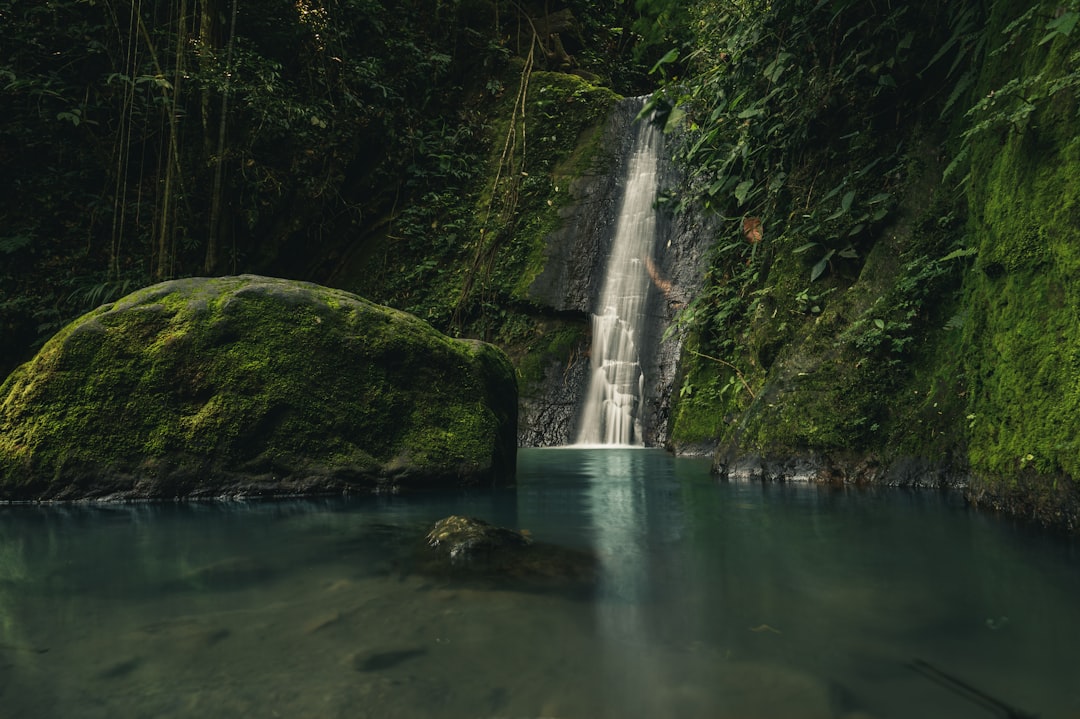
[575,105,663,446]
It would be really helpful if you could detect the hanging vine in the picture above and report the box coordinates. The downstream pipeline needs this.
[451,29,538,330]
[108,0,142,280]
[204,0,239,274]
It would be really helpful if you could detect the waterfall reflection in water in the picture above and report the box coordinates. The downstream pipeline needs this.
[0,448,1077,718]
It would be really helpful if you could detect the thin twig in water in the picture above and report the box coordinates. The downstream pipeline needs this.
[908,659,1039,719]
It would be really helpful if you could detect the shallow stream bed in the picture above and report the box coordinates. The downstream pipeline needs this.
[1,448,1077,718]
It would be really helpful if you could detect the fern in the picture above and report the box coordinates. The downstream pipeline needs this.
[0,233,33,254]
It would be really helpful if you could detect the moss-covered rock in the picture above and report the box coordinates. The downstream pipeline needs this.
[421,515,597,595]
[0,275,517,499]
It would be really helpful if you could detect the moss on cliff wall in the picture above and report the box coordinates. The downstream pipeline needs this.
[673,147,970,469]
[482,70,621,307]
[960,0,1080,523]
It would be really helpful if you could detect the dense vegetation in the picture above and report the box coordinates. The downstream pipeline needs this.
[654,0,1080,526]
[655,0,985,449]
[0,0,675,376]
[3,0,1078,525]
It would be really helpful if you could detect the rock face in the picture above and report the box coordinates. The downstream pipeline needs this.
[520,97,710,446]
[0,275,517,499]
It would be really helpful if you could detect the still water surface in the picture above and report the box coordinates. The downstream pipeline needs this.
[1,448,1078,718]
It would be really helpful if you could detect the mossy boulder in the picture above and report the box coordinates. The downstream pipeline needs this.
[0,275,517,499]
[426,515,534,565]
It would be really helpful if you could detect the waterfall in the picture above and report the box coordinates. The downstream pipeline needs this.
[575,102,663,446]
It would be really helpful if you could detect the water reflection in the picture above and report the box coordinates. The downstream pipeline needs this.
[583,449,662,716]
[521,448,1080,718]
[0,450,1077,718]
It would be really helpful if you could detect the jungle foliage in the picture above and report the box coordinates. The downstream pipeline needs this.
[5,0,1078,525]
[0,0,670,378]
[648,0,975,447]
[654,0,1080,521]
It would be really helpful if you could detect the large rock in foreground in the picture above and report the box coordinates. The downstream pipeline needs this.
[0,276,517,499]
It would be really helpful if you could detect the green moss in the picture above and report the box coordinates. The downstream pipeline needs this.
[485,71,621,305]
[0,276,517,498]
[514,320,586,388]
[960,0,1080,498]
[880,316,969,463]
[400,401,498,472]
[668,344,745,448]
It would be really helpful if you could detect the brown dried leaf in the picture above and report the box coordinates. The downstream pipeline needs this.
[743,216,763,244]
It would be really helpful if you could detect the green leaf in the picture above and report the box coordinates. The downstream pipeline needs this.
[827,190,856,221]
[736,107,765,120]
[635,94,665,122]
[664,105,686,133]
[734,179,754,205]
[105,72,133,87]
[940,72,975,119]
[810,250,833,282]
[649,49,680,75]
[854,158,881,178]
[919,10,966,76]
[763,52,794,83]
[768,172,787,193]
[939,247,977,262]
[793,242,818,255]
[942,145,971,182]
[0,233,33,254]
[841,190,855,212]
[1040,12,1079,45]
[874,319,885,330]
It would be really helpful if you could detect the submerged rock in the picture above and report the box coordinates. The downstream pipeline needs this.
[0,275,517,499]
[426,515,534,565]
[422,516,597,595]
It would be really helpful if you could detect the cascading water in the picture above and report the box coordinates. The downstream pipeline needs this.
[575,101,663,446]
